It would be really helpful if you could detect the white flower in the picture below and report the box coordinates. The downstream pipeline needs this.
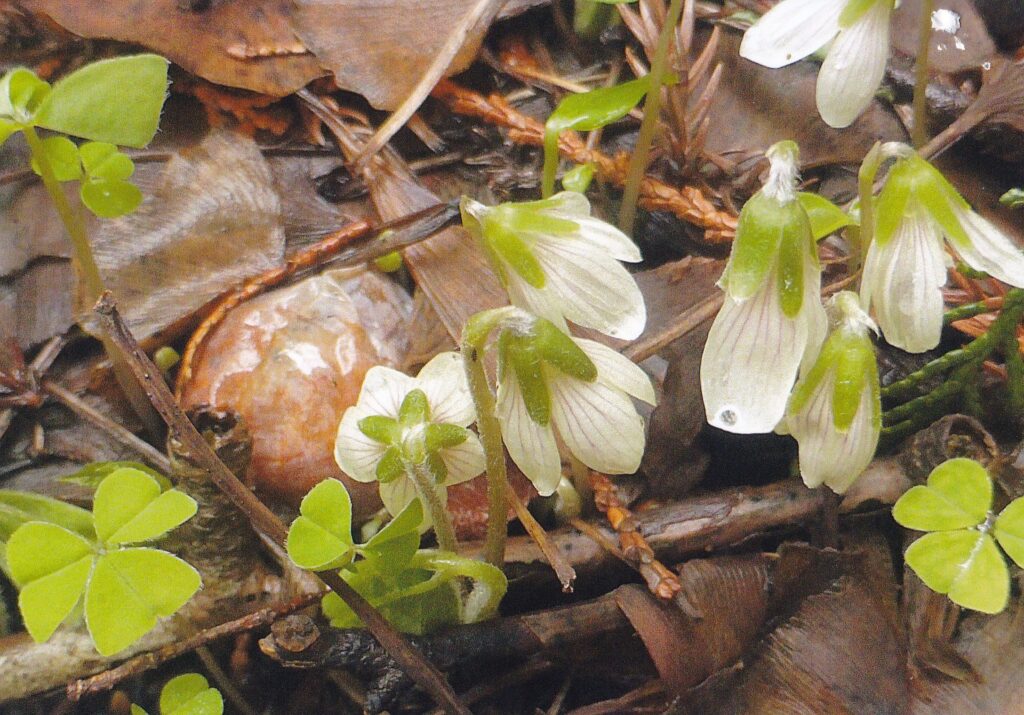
[862,149,1024,353]
[700,141,827,434]
[740,0,895,128]
[785,292,881,494]
[334,352,485,525]
[460,191,646,340]
[494,317,656,496]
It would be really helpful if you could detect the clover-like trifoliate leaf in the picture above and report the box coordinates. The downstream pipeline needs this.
[6,522,94,642]
[797,192,854,240]
[159,673,224,715]
[93,468,197,546]
[85,547,201,656]
[286,479,355,571]
[80,142,135,181]
[362,499,423,578]
[904,529,1008,614]
[994,497,1024,569]
[30,136,81,182]
[80,178,143,218]
[893,458,991,532]
[34,55,168,148]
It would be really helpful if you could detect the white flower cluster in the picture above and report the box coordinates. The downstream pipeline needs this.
[701,140,1024,494]
[334,190,654,531]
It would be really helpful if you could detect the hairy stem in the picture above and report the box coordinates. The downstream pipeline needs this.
[617,0,684,233]
[462,343,508,567]
[407,460,459,554]
[912,0,935,148]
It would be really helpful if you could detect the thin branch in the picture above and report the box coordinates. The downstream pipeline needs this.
[87,294,470,715]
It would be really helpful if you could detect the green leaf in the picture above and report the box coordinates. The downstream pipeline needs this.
[726,192,806,300]
[358,415,399,445]
[93,468,197,545]
[797,192,854,240]
[488,221,546,288]
[0,67,50,123]
[533,318,597,382]
[424,423,469,453]
[286,479,355,571]
[159,673,224,715]
[130,705,149,715]
[60,461,171,491]
[398,389,430,427]
[546,76,650,137]
[505,335,551,426]
[904,530,1009,614]
[994,497,1024,569]
[7,522,95,642]
[892,458,992,532]
[0,119,20,146]
[80,178,143,218]
[0,490,93,542]
[376,446,405,484]
[35,55,169,148]
[85,548,201,656]
[80,142,135,181]
[30,136,81,182]
[829,329,874,431]
[1000,188,1024,209]
[561,162,595,193]
[363,499,423,577]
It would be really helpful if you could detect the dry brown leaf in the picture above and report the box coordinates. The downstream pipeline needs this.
[92,130,286,340]
[21,0,325,96]
[291,0,547,110]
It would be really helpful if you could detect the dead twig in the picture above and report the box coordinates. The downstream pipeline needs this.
[432,80,737,242]
[88,294,470,715]
[508,492,576,592]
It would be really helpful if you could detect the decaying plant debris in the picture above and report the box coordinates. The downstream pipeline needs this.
[2,0,1024,713]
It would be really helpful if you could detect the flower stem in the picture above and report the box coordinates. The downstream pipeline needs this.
[854,141,884,279]
[22,126,104,303]
[912,0,935,148]
[462,342,508,567]
[617,0,683,234]
[407,460,459,554]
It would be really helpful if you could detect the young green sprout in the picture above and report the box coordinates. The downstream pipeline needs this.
[286,481,506,635]
[334,352,484,552]
[893,458,1024,614]
[460,191,646,340]
[740,0,895,128]
[862,144,1024,352]
[4,468,200,656]
[784,292,881,494]
[700,140,828,434]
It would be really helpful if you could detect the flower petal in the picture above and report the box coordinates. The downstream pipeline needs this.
[417,351,476,426]
[950,205,1024,289]
[800,253,828,372]
[740,0,845,69]
[379,477,428,527]
[439,434,486,486]
[530,235,647,340]
[548,370,646,476]
[700,268,814,433]
[335,406,388,483]
[357,365,415,419]
[862,207,946,353]
[505,270,572,334]
[788,374,879,493]
[816,0,891,128]
[575,338,656,405]
[496,368,562,495]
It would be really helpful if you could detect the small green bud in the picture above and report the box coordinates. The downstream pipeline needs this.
[374,250,403,272]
